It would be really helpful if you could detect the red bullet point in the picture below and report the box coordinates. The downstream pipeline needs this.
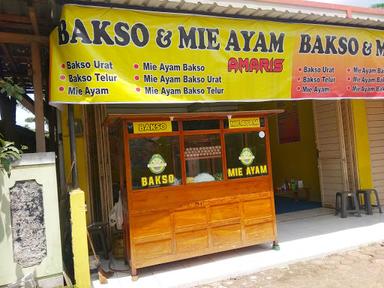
[297,86,301,91]
[134,64,139,69]
[347,86,350,90]
[298,68,302,72]
[59,86,64,92]
[297,77,301,82]
[60,75,66,80]
[61,64,65,69]
[136,87,140,92]
[134,75,139,80]
[348,77,351,81]
[347,68,351,72]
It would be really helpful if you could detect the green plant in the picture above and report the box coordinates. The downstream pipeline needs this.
[0,77,27,176]
[372,3,384,8]
[0,77,25,101]
[0,133,23,177]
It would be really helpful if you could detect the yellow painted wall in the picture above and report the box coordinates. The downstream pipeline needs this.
[351,100,373,189]
[270,101,320,201]
[242,101,321,201]
[61,105,91,224]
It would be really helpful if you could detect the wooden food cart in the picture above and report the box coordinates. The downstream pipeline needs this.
[112,110,281,276]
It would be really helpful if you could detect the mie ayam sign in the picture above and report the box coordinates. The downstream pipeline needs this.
[50,4,384,104]
[229,117,260,129]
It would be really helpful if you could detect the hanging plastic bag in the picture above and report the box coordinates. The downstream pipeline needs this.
[109,191,123,230]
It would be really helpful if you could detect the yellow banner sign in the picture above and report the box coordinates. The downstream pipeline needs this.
[133,121,172,134]
[229,118,260,129]
[50,5,384,103]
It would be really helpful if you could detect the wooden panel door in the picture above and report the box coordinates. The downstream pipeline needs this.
[313,100,349,207]
[366,100,384,203]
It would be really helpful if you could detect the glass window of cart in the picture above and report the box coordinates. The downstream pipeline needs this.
[225,131,268,179]
[184,134,223,183]
[129,136,181,189]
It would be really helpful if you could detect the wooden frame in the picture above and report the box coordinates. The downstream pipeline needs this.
[0,3,50,153]
[115,111,281,277]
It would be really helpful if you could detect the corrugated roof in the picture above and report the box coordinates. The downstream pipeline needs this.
[67,0,384,29]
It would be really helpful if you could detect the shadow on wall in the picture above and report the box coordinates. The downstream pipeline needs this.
[0,174,11,243]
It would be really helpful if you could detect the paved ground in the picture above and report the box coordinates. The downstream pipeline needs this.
[93,211,384,288]
[195,242,384,288]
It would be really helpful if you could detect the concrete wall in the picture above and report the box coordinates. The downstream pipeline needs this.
[0,153,63,287]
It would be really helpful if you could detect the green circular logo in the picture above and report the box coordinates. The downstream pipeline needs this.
[238,148,255,166]
[147,154,167,174]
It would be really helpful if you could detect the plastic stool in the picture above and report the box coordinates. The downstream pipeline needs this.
[88,222,109,259]
[335,191,361,218]
[356,189,383,215]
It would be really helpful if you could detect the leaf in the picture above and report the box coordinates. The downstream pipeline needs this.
[1,159,11,177]
[0,133,22,176]
[5,151,20,159]
[0,76,25,101]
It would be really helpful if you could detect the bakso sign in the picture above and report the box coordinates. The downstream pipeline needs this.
[50,4,384,104]
[133,121,172,134]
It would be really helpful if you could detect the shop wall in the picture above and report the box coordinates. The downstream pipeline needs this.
[242,101,321,201]
[269,101,320,201]
[61,105,91,223]
[361,100,382,198]
[269,101,321,201]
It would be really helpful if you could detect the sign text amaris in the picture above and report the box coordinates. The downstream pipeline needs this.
[50,5,384,103]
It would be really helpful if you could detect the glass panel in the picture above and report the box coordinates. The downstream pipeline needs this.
[183,120,220,130]
[129,136,181,189]
[225,131,268,179]
[184,134,223,183]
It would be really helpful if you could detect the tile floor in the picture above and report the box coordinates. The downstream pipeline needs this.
[92,208,384,288]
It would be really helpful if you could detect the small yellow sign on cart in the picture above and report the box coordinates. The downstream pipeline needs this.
[229,117,260,129]
[133,121,172,134]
